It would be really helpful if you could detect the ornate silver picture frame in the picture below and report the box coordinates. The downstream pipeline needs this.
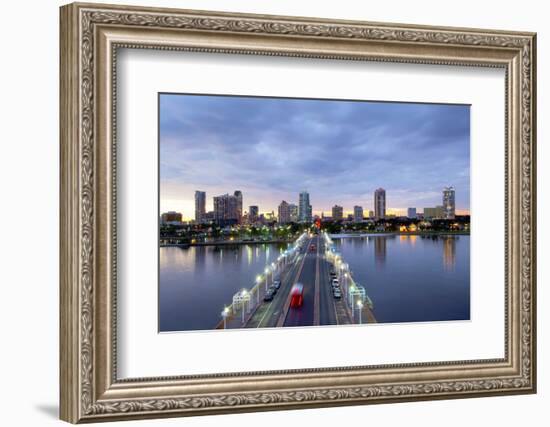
[60,2,536,423]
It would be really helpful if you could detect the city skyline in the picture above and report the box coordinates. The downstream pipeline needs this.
[176,188,465,220]
[160,94,470,220]
[163,186,463,224]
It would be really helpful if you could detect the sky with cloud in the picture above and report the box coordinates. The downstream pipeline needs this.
[160,93,470,220]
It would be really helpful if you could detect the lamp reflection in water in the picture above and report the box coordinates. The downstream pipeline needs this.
[374,236,387,268]
[443,236,457,271]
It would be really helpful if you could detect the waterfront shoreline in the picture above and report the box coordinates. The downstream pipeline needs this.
[160,232,469,248]
[329,231,469,238]
[160,239,293,248]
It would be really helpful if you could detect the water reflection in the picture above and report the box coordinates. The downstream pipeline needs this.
[374,236,387,268]
[334,234,470,323]
[246,245,253,265]
[160,243,289,332]
[160,236,469,331]
[443,236,457,271]
[194,246,206,274]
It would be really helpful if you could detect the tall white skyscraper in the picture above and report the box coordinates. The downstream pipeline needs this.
[278,201,291,224]
[374,188,386,219]
[298,191,312,223]
[443,186,456,219]
[194,191,206,222]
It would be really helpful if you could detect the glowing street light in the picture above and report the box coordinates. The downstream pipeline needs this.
[240,289,250,323]
[221,306,230,329]
[232,289,251,324]
[349,284,366,320]
[343,272,350,296]
[264,266,270,291]
[255,275,262,304]
[356,300,364,324]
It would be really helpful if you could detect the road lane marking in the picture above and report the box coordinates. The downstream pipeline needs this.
[322,250,340,325]
[276,238,311,327]
[332,280,340,324]
[255,252,302,328]
[313,236,320,326]
[256,301,272,327]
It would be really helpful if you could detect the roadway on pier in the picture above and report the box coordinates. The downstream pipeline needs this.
[246,234,363,328]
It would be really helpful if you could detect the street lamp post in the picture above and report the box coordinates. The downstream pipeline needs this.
[241,290,249,322]
[356,300,363,324]
[255,275,262,304]
[232,289,251,325]
[344,272,349,302]
[264,267,270,291]
[221,306,230,329]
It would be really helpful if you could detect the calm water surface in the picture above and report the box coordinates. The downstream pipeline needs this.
[333,235,470,323]
[160,244,288,332]
[159,235,470,331]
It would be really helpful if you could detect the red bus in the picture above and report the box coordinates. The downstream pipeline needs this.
[290,283,304,308]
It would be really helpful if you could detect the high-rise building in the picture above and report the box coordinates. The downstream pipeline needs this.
[288,204,298,223]
[353,206,364,222]
[202,211,215,223]
[443,186,456,219]
[194,191,206,223]
[332,205,344,221]
[213,193,240,225]
[298,191,312,223]
[278,200,291,224]
[423,206,445,219]
[374,188,386,219]
[234,190,243,223]
[248,205,259,223]
[264,211,276,222]
[161,211,183,225]
[407,207,417,219]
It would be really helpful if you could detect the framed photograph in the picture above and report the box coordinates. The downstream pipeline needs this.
[60,2,537,423]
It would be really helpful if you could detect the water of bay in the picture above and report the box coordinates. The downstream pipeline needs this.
[159,243,289,332]
[159,234,470,331]
[333,234,470,323]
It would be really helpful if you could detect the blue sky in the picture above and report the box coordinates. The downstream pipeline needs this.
[160,93,470,220]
